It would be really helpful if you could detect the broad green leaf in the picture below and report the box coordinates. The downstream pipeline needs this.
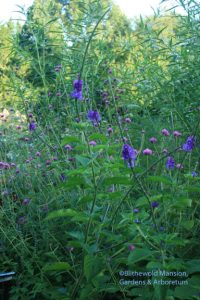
[180,220,194,230]
[61,136,80,146]
[128,248,154,265]
[75,155,91,166]
[102,177,132,185]
[147,176,172,185]
[186,185,200,193]
[174,286,199,299]
[84,255,103,281]
[172,198,192,208]
[43,262,71,272]
[45,209,77,221]
[89,133,107,143]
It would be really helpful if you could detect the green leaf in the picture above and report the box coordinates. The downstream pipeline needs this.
[172,198,192,208]
[84,255,103,281]
[89,133,107,143]
[186,260,200,274]
[186,185,200,193]
[174,286,199,299]
[180,220,194,230]
[45,209,77,221]
[43,262,71,272]
[75,155,91,166]
[61,136,80,146]
[147,176,172,185]
[128,248,154,265]
[102,177,132,185]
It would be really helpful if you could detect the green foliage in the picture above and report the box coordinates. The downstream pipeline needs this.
[0,0,200,299]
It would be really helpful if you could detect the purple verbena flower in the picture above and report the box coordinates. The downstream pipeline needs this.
[191,171,198,177]
[133,208,139,213]
[151,201,159,208]
[22,198,30,205]
[182,136,196,152]
[122,144,137,168]
[71,78,83,100]
[173,131,182,137]
[166,156,175,169]
[89,141,97,146]
[143,148,153,155]
[149,137,157,143]
[29,121,36,131]
[87,110,101,125]
[162,128,170,136]
[60,173,66,181]
[128,244,135,251]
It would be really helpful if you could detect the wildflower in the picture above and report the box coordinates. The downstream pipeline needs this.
[29,121,36,131]
[22,198,30,205]
[133,208,139,213]
[60,173,66,181]
[182,136,196,151]
[17,216,26,224]
[162,129,170,136]
[159,226,164,231]
[162,148,168,154]
[71,78,83,100]
[173,131,182,137]
[16,125,22,130]
[88,110,101,125]
[191,171,198,177]
[166,156,175,169]
[54,64,62,72]
[28,113,33,118]
[48,91,52,97]
[56,91,62,97]
[128,244,135,251]
[107,127,113,134]
[46,160,51,166]
[134,219,141,224]
[151,201,159,208]
[176,163,183,169]
[89,141,96,146]
[143,148,153,155]
[36,151,41,157]
[64,144,72,151]
[149,137,157,143]
[125,117,131,123]
[122,144,137,168]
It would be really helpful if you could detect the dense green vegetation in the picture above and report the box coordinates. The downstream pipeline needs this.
[0,0,200,299]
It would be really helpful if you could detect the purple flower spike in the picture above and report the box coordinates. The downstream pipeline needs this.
[71,78,83,100]
[182,136,196,152]
[133,208,139,213]
[191,171,197,177]
[166,156,175,169]
[88,110,101,125]
[151,201,159,208]
[122,144,137,168]
[29,121,36,131]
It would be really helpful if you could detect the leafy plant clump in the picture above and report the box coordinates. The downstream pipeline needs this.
[0,0,200,299]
